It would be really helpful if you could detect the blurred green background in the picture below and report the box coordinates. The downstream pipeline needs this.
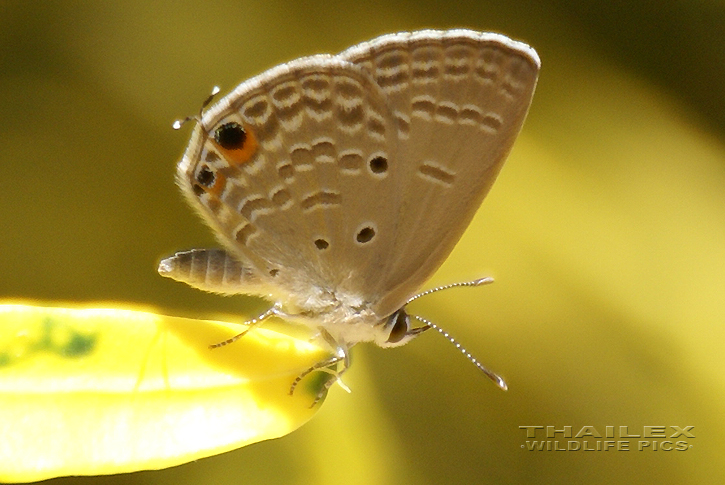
[1,0,723,484]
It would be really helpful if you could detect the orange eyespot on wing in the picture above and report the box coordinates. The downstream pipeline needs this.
[206,170,227,197]
[212,122,259,167]
[192,163,227,197]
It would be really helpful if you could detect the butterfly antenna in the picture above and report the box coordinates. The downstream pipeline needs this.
[172,85,221,130]
[405,276,505,390]
[412,314,507,391]
[406,276,493,304]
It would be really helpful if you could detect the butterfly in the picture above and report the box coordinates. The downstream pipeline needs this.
[159,29,539,404]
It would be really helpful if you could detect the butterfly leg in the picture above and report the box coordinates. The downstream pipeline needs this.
[289,328,351,407]
[208,304,280,349]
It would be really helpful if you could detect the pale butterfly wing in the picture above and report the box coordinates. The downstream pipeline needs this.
[339,30,540,316]
[174,56,405,308]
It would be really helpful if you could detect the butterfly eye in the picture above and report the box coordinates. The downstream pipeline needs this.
[385,310,411,344]
[214,122,247,150]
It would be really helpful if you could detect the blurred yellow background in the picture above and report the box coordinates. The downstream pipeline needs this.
[1,1,723,484]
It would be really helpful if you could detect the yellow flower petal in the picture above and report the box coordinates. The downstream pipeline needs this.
[0,303,332,483]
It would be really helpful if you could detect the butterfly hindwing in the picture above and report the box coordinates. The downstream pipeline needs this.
[177,56,405,305]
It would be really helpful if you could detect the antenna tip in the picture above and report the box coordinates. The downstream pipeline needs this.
[172,120,183,130]
[211,85,221,95]
[496,377,508,391]
[474,277,495,286]
[481,367,508,390]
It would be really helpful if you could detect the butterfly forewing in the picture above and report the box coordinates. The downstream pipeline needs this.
[340,30,540,316]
